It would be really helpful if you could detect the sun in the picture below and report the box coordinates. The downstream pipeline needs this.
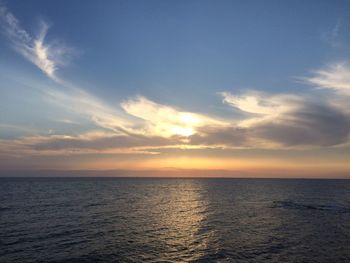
[171,126,195,137]
[180,113,200,125]
[169,113,201,137]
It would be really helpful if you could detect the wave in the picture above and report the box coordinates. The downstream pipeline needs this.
[273,201,350,214]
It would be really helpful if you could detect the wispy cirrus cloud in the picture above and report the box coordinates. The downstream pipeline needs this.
[221,91,301,116]
[43,85,135,135]
[304,62,350,95]
[220,91,303,128]
[0,4,71,79]
[322,19,343,48]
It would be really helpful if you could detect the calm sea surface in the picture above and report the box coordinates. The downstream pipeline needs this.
[1,178,350,262]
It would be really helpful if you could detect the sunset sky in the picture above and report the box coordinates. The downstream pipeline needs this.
[1,0,350,177]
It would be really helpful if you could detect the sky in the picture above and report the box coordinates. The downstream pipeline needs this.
[1,0,350,177]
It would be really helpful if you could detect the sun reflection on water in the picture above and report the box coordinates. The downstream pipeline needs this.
[146,179,211,261]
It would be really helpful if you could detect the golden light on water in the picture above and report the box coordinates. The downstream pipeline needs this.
[147,180,211,261]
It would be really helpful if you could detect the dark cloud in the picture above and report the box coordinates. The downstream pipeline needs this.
[33,134,182,151]
[252,103,350,146]
[188,103,350,148]
[189,126,249,147]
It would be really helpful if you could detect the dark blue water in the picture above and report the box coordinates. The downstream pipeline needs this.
[1,178,350,262]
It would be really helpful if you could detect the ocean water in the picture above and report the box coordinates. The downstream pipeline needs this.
[1,178,350,263]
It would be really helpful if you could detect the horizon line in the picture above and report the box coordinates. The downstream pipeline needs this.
[0,168,349,179]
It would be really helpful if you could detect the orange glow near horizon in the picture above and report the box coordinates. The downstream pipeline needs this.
[67,155,350,178]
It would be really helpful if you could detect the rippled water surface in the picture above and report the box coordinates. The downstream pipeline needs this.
[1,178,350,262]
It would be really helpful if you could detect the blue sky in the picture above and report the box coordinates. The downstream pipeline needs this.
[1,0,350,176]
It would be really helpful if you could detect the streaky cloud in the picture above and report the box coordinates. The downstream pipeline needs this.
[0,4,71,79]
[221,91,301,116]
[43,84,135,135]
[305,62,350,95]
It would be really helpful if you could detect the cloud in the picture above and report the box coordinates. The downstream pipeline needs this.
[322,19,344,48]
[250,103,350,147]
[220,91,303,128]
[34,131,180,151]
[0,4,71,79]
[221,91,300,115]
[121,96,226,137]
[0,130,186,157]
[305,62,350,95]
[44,90,227,139]
[188,126,249,147]
[217,90,350,147]
[43,85,136,135]
[221,91,303,116]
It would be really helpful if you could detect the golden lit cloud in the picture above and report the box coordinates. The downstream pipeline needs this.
[121,96,226,137]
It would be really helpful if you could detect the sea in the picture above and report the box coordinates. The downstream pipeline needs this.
[1,177,350,262]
